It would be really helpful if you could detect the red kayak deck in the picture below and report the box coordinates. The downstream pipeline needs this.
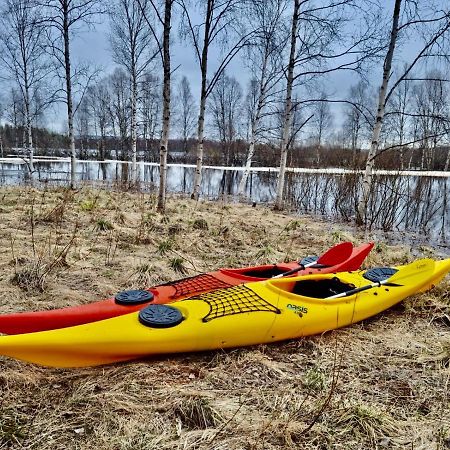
[0,242,373,334]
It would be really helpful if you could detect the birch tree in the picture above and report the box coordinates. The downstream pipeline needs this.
[39,0,103,188]
[110,0,156,184]
[139,72,161,161]
[311,93,333,167]
[412,74,448,170]
[274,0,382,209]
[75,95,91,159]
[176,76,196,154]
[178,0,251,200]
[0,0,49,175]
[138,0,174,212]
[109,68,131,162]
[210,72,243,166]
[274,0,299,210]
[0,96,3,158]
[237,0,287,199]
[7,88,25,149]
[357,0,450,223]
[88,81,112,160]
[157,0,174,212]
[387,71,411,169]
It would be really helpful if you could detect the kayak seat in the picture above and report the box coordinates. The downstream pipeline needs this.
[293,278,355,299]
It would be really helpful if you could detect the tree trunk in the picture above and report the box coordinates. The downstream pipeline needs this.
[25,92,34,176]
[238,130,256,198]
[274,0,299,210]
[315,128,322,167]
[191,91,206,199]
[157,0,172,213]
[131,70,138,185]
[238,53,269,199]
[444,147,450,171]
[63,0,76,189]
[191,0,212,201]
[357,0,402,224]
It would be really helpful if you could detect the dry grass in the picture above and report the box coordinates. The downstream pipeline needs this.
[0,185,449,449]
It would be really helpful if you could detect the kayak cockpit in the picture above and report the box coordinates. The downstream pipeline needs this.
[292,278,355,298]
[273,277,355,299]
[237,266,292,278]
[221,264,325,279]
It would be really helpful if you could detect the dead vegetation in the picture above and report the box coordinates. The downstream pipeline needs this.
[0,185,449,449]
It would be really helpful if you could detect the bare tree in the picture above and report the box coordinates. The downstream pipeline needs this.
[110,0,156,184]
[210,72,243,166]
[311,93,333,167]
[274,0,382,209]
[109,68,131,162]
[157,0,174,212]
[274,0,299,210]
[39,0,103,188]
[342,81,371,166]
[386,68,411,169]
[237,0,287,198]
[0,0,49,174]
[176,76,196,154]
[75,95,91,159]
[6,88,26,149]
[178,0,251,200]
[139,0,174,212]
[445,132,450,171]
[412,73,449,169]
[139,72,160,161]
[0,95,3,157]
[88,80,112,160]
[358,0,450,223]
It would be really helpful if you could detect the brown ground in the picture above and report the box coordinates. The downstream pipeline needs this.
[0,186,449,450]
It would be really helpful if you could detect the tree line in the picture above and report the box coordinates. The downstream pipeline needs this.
[0,0,449,220]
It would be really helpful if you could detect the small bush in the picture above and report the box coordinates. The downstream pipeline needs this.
[168,223,183,235]
[193,218,209,230]
[80,199,97,211]
[158,240,173,256]
[169,257,188,275]
[11,260,47,292]
[172,396,218,430]
[95,219,114,232]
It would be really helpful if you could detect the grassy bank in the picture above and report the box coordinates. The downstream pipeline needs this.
[0,186,449,449]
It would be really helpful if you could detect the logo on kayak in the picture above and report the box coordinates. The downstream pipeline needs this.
[287,304,308,317]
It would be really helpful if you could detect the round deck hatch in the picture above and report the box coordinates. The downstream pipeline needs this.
[139,304,184,328]
[115,290,154,306]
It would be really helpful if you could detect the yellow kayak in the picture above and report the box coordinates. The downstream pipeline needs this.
[0,258,449,368]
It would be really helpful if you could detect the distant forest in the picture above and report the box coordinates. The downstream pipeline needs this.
[1,124,450,171]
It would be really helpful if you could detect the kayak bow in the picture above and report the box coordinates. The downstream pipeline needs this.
[0,257,448,368]
[0,242,373,334]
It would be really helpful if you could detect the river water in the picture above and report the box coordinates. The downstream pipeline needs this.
[1,158,449,253]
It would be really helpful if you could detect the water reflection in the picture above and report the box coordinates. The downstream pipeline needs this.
[1,159,449,245]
